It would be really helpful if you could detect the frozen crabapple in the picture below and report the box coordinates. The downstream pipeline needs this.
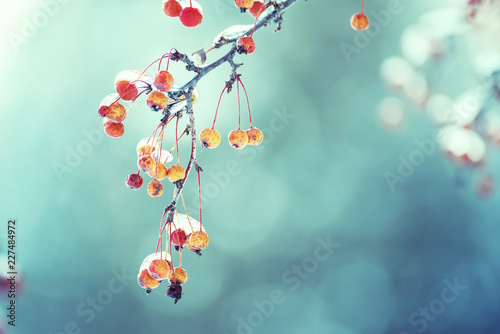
[166,164,186,183]
[246,128,263,145]
[138,155,156,173]
[187,231,210,250]
[154,71,174,92]
[148,162,168,181]
[235,0,254,12]
[249,0,264,17]
[103,119,125,138]
[137,138,156,157]
[228,129,249,149]
[237,36,256,54]
[350,13,369,31]
[147,91,168,111]
[98,103,127,123]
[115,80,138,101]
[137,269,160,293]
[147,180,164,197]
[167,267,188,285]
[199,128,221,148]
[163,0,183,17]
[171,228,187,248]
[148,259,173,280]
[125,173,144,190]
[180,2,203,28]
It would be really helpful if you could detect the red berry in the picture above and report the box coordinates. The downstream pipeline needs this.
[237,36,256,54]
[248,0,264,17]
[163,0,183,17]
[115,80,138,101]
[125,173,143,190]
[171,228,187,247]
[180,6,203,28]
[103,119,124,138]
[154,71,174,92]
[350,13,369,31]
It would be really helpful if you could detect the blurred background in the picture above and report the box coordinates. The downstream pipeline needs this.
[1,0,500,333]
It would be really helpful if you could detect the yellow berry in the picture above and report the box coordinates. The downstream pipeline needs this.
[148,162,168,181]
[148,259,173,280]
[137,269,160,290]
[138,155,156,173]
[228,129,249,149]
[246,128,263,145]
[199,128,221,148]
[147,91,168,111]
[188,231,210,250]
[166,164,186,183]
[167,267,188,285]
[147,180,164,197]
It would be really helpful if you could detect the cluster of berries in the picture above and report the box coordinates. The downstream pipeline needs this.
[137,214,210,303]
[162,0,266,28]
[200,75,263,150]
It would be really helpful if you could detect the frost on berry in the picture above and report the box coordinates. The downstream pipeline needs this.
[98,93,127,122]
[438,126,486,166]
[151,149,174,165]
[228,129,249,149]
[237,36,256,54]
[138,155,156,173]
[199,128,221,148]
[148,259,173,280]
[350,13,369,31]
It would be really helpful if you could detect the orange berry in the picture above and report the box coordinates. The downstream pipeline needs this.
[98,103,126,123]
[103,119,124,138]
[137,155,156,173]
[350,13,369,31]
[166,164,186,183]
[147,91,168,111]
[235,0,254,10]
[237,36,256,54]
[154,71,174,92]
[246,128,263,145]
[137,138,156,157]
[199,128,221,148]
[167,267,188,285]
[248,0,264,17]
[228,129,249,149]
[147,180,164,197]
[179,6,203,27]
[115,80,138,101]
[163,0,183,17]
[187,231,210,251]
[148,259,173,280]
[148,162,168,181]
[137,269,160,292]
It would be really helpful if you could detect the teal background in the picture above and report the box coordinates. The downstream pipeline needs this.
[1,0,499,333]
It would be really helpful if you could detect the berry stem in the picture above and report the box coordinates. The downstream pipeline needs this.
[180,192,195,233]
[197,167,202,232]
[236,78,242,130]
[237,76,253,128]
[361,0,364,13]
[175,115,180,164]
[212,85,228,129]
